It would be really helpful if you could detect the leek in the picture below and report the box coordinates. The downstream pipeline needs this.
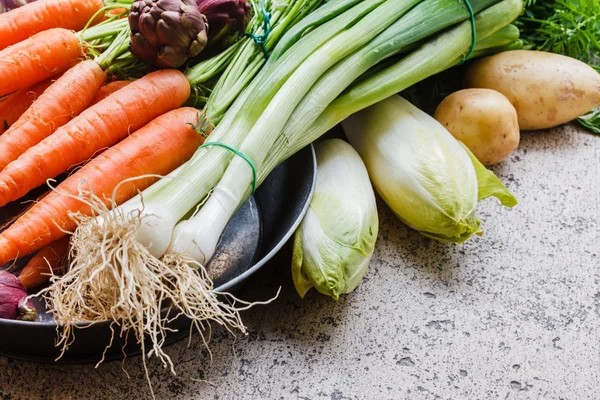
[279,0,524,158]
[130,0,389,258]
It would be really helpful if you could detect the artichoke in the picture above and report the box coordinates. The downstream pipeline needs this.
[197,0,251,50]
[129,0,209,68]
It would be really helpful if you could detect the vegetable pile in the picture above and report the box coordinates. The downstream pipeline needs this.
[0,0,598,394]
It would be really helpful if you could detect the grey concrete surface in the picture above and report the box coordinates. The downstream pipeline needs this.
[0,125,598,400]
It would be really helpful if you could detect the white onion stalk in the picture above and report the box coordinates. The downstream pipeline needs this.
[168,0,422,263]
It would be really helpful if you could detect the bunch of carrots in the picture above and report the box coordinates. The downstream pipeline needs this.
[0,0,211,291]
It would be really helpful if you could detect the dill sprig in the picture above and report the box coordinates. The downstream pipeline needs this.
[577,109,600,135]
[516,0,600,70]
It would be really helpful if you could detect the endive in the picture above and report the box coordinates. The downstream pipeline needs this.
[343,95,517,243]
[292,139,378,300]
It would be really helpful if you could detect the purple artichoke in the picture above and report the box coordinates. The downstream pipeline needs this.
[197,0,251,50]
[0,0,37,13]
[129,0,209,68]
[0,271,35,321]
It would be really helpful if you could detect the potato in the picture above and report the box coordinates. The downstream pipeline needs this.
[464,50,600,130]
[434,89,519,166]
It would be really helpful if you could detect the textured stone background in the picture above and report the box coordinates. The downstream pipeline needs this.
[0,125,598,400]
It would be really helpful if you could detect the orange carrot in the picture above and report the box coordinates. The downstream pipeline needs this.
[0,69,191,208]
[0,60,106,171]
[89,80,132,106]
[18,237,70,289]
[0,0,104,51]
[100,7,128,22]
[0,107,206,264]
[0,28,82,98]
[0,78,56,134]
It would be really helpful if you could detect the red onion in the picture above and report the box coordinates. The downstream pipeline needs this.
[0,270,35,320]
[0,0,37,13]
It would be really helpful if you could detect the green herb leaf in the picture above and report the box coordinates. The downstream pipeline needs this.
[576,109,600,135]
[516,0,600,69]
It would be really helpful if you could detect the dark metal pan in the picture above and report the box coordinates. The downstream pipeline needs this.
[0,144,316,363]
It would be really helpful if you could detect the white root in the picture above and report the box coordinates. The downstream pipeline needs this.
[36,189,275,397]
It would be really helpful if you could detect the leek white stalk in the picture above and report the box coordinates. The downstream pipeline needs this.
[169,0,421,263]
[292,139,378,300]
[343,94,517,243]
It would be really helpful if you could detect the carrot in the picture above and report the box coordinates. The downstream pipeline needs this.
[0,60,106,171]
[18,237,70,289]
[89,80,132,106]
[0,0,104,51]
[0,78,56,134]
[0,70,191,209]
[0,107,206,264]
[100,7,128,22]
[0,28,82,98]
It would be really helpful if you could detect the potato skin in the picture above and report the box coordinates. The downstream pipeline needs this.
[464,50,600,130]
[434,89,519,166]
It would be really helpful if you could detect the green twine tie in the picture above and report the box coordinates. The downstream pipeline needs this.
[245,0,272,58]
[200,142,258,194]
[460,0,477,64]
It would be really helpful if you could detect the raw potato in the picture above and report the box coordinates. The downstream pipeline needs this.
[464,50,600,130]
[434,89,520,165]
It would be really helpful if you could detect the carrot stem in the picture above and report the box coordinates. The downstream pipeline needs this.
[95,27,132,70]
[78,18,129,43]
